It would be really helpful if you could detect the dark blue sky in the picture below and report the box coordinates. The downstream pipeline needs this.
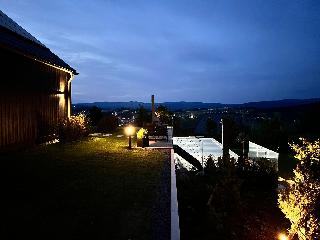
[1,0,319,103]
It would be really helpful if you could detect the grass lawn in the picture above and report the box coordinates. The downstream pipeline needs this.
[0,135,169,240]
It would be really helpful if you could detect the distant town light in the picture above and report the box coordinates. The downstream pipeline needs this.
[278,233,288,240]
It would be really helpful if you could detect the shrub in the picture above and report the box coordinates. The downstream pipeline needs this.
[88,106,103,126]
[135,106,151,127]
[278,138,320,239]
[179,155,282,239]
[137,128,149,147]
[137,128,148,139]
[97,116,118,133]
[58,112,89,142]
[156,105,172,124]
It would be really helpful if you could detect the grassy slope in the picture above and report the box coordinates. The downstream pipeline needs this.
[0,136,167,240]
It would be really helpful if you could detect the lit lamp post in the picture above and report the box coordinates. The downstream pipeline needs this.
[125,125,135,149]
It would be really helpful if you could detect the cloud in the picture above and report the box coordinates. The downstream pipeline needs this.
[1,0,319,103]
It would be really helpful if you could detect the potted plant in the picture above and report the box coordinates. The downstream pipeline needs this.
[137,128,149,147]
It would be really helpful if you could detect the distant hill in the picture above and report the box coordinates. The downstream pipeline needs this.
[241,98,320,109]
[74,98,320,111]
[160,102,223,110]
[74,101,223,111]
[76,101,147,110]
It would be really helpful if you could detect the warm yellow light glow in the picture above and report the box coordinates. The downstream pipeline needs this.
[125,125,135,136]
[33,57,75,76]
[57,93,66,117]
[59,81,66,93]
[137,128,148,139]
[278,233,288,240]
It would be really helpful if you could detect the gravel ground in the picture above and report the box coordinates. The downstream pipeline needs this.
[150,149,171,240]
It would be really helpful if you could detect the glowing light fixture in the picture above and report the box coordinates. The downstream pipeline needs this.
[278,233,288,240]
[125,125,135,149]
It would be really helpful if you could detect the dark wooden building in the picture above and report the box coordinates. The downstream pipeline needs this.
[0,10,78,149]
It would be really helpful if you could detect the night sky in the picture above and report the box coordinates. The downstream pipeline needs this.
[1,0,319,103]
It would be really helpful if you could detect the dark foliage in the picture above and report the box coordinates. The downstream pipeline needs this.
[206,118,217,137]
[177,157,289,240]
[172,116,198,136]
[88,106,103,126]
[156,105,172,125]
[58,114,89,143]
[97,115,118,133]
[136,106,151,127]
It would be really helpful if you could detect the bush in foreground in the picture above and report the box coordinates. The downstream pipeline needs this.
[58,112,89,142]
[278,138,320,239]
[176,155,285,240]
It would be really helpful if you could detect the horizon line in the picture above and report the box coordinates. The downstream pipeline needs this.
[73,97,320,105]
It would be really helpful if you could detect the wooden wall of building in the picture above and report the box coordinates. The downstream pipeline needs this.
[0,48,71,149]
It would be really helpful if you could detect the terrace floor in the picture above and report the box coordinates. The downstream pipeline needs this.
[0,135,170,240]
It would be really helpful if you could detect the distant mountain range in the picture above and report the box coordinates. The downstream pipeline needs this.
[74,98,320,111]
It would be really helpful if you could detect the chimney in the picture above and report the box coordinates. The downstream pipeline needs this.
[151,94,155,123]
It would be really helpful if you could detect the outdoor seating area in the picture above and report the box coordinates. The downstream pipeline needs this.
[147,125,169,141]
[148,126,173,148]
